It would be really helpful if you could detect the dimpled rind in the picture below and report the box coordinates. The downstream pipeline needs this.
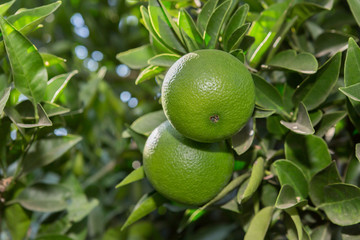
[143,121,234,206]
[162,49,255,143]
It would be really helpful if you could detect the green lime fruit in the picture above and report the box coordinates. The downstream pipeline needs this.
[143,121,234,206]
[162,49,255,143]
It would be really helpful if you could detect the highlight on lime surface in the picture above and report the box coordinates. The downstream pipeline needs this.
[161,49,255,143]
[143,121,234,206]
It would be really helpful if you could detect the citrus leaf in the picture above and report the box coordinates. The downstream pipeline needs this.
[0,16,47,104]
[231,118,254,155]
[290,1,334,28]
[0,0,15,16]
[223,4,249,45]
[4,204,30,240]
[128,110,167,137]
[122,192,167,230]
[280,102,315,135]
[7,1,61,35]
[135,65,166,85]
[344,38,360,115]
[116,44,155,69]
[339,82,360,102]
[356,144,360,162]
[148,0,186,53]
[115,166,145,188]
[345,155,360,186]
[45,70,78,103]
[244,206,273,240]
[35,236,73,240]
[253,75,286,116]
[197,0,219,34]
[267,50,318,74]
[15,101,69,118]
[273,160,309,199]
[230,49,245,63]
[43,102,69,117]
[22,135,82,174]
[347,99,360,132]
[254,108,276,118]
[10,183,71,212]
[178,9,203,52]
[286,208,304,240]
[309,161,341,207]
[237,157,264,204]
[247,1,290,68]
[41,53,66,67]
[310,224,331,240]
[293,52,341,111]
[319,183,360,226]
[126,126,147,153]
[148,53,180,67]
[309,110,323,127]
[204,0,232,49]
[348,0,360,27]
[285,133,332,181]
[225,23,250,52]
[275,184,307,209]
[315,111,346,137]
[5,104,52,129]
[315,31,350,58]
[0,87,10,115]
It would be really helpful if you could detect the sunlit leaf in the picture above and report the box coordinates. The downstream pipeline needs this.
[135,65,166,85]
[267,50,318,74]
[116,44,155,69]
[43,102,70,117]
[280,102,315,135]
[0,0,15,16]
[197,0,219,34]
[45,70,78,103]
[148,53,180,67]
[122,192,167,230]
[244,206,273,240]
[41,53,66,67]
[0,16,47,104]
[116,166,145,188]
[4,204,30,240]
[293,52,341,111]
[178,9,203,52]
[128,110,167,136]
[126,126,147,153]
[0,87,10,115]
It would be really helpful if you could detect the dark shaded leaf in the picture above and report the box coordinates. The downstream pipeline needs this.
[116,166,145,188]
[244,206,273,240]
[345,155,360,186]
[315,111,346,137]
[310,224,331,240]
[315,32,350,58]
[5,104,52,129]
[116,45,155,69]
[290,1,334,28]
[293,52,341,111]
[223,4,249,45]
[275,185,307,209]
[347,0,360,27]
[339,82,360,102]
[225,23,250,51]
[0,87,10,115]
[357,144,360,162]
[231,118,254,155]
[285,133,332,180]
[309,110,323,127]
[254,108,276,118]
[280,102,315,135]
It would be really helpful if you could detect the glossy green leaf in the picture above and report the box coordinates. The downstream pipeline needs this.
[319,183,360,226]
[315,111,346,137]
[4,204,30,240]
[128,110,167,137]
[197,0,219,34]
[8,1,61,35]
[126,126,147,153]
[244,206,273,240]
[247,1,290,68]
[223,4,249,46]
[116,44,155,69]
[148,53,180,67]
[135,65,166,85]
[0,0,15,16]
[5,104,52,129]
[260,183,278,207]
[231,118,254,155]
[15,100,69,118]
[280,102,315,135]
[267,115,289,136]
[275,184,307,209]
[254,108,276,118]
[267,50,318,74]
[0,16,47,104]
[122,192,166,230]
[347,99,360,132]
[345,155,360,186]
[344,38,360,115]
[204,0,232,49]
[285,133,332,180]
[253,75,287,116]
[293,52,341,111]
[309,110,323,127]
[178,9,203,52]
[310,224,331,240]
[116,166,145,188]
[237,157,264,204]
[273,160,308,199]
[10,183,71,212]
[339,82,360,102]
[348,0,360,27]
[41,53,66,67]
[23,135,82,174]
[290,1,334,28]
[43,102,69,117]
[309,162,341,207]
[225,23,250,52]
[315,32,349,58]
[286,208,304,240]
[356,144,360,162]
[45,70,78,103]
[0,87,10,115]
[230,49,245,63]
[148,0,186,53]
[157,0,183,45]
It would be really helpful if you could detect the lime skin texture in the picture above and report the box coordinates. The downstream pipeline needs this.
[162,49,255,143]
[143,121,234,206]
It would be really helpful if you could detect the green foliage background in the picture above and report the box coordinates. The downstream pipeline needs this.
[0,0,360,239]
